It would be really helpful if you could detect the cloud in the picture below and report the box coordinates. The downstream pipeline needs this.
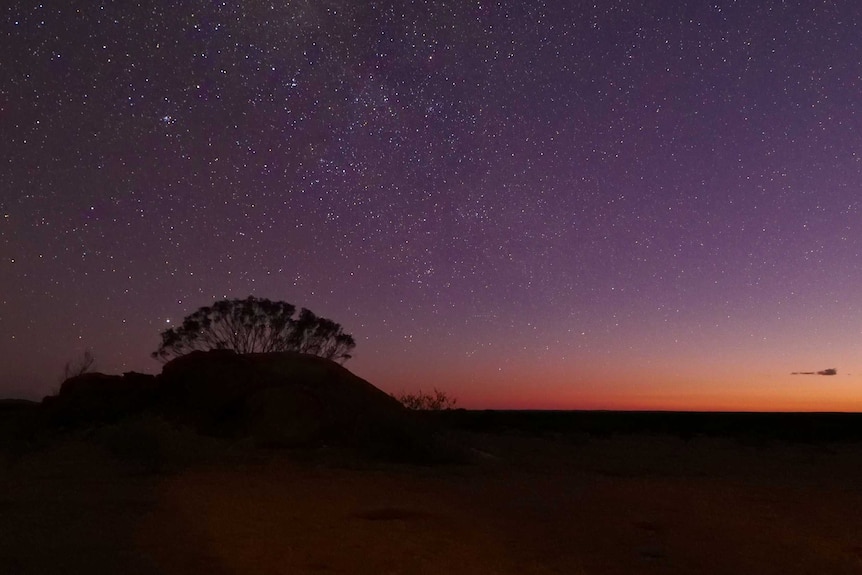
[791,368,837,376]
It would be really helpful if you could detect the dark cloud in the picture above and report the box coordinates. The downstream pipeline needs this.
[791,368,837,376]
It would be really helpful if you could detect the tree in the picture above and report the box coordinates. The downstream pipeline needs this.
[62,349,96,381]
[152,296,356,363]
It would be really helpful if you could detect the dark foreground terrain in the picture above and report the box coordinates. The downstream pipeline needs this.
[436,409,862,443]
[2,409,862,574]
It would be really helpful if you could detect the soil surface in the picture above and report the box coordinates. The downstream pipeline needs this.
[2,432,862,574]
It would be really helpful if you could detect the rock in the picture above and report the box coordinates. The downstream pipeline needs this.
[46,372,160,427]
[40,350,466,463]
[157,350,410,449]
[243,385,325,447]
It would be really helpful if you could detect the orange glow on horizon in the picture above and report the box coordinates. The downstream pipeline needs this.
[372,365,862,413]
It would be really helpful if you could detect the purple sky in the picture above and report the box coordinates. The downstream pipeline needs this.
[2,1,861,410]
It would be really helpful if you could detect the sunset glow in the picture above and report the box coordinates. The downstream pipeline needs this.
[2,2,860,411]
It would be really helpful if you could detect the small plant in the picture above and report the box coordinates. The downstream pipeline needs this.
[394,388,457,411]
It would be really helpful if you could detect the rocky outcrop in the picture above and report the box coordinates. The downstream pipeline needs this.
[157,350,412,449]
[45,372,159,426]
[42,351,462,462]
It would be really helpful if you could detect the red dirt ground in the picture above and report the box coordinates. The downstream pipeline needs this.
[3,433,862,574]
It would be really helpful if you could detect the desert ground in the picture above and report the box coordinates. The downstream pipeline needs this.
[2,419,862,575]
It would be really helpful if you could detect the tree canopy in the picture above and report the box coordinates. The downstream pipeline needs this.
[152,296,356,363]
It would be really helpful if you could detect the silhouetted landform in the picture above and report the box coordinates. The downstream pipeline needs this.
[9,357,862,472]
[45,371,161,426]
[37,350,464,463]
[0,398,39,415]
[434,409,862,443]
[0,399,41,443]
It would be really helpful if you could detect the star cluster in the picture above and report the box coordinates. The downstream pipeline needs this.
[2,1,862,409]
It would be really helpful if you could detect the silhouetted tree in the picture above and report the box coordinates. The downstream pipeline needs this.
[152,296,356,363]
[62,349,96,381]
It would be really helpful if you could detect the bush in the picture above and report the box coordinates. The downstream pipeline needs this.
[394,388,457,411]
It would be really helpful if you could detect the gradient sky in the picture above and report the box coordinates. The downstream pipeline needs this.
[2,1,861,410]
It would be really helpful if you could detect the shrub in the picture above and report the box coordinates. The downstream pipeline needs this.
[394,388,457,411]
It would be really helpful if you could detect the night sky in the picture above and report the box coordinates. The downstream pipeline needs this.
[3,1,861,410]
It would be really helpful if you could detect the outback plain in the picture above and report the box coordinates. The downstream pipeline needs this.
[2,402,862,575]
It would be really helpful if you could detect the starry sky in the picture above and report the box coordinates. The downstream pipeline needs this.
[3,1,862,411]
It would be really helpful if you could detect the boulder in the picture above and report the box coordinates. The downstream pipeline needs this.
[243,385,325,447]
[46,372,160,426]
[157,350,413,450]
